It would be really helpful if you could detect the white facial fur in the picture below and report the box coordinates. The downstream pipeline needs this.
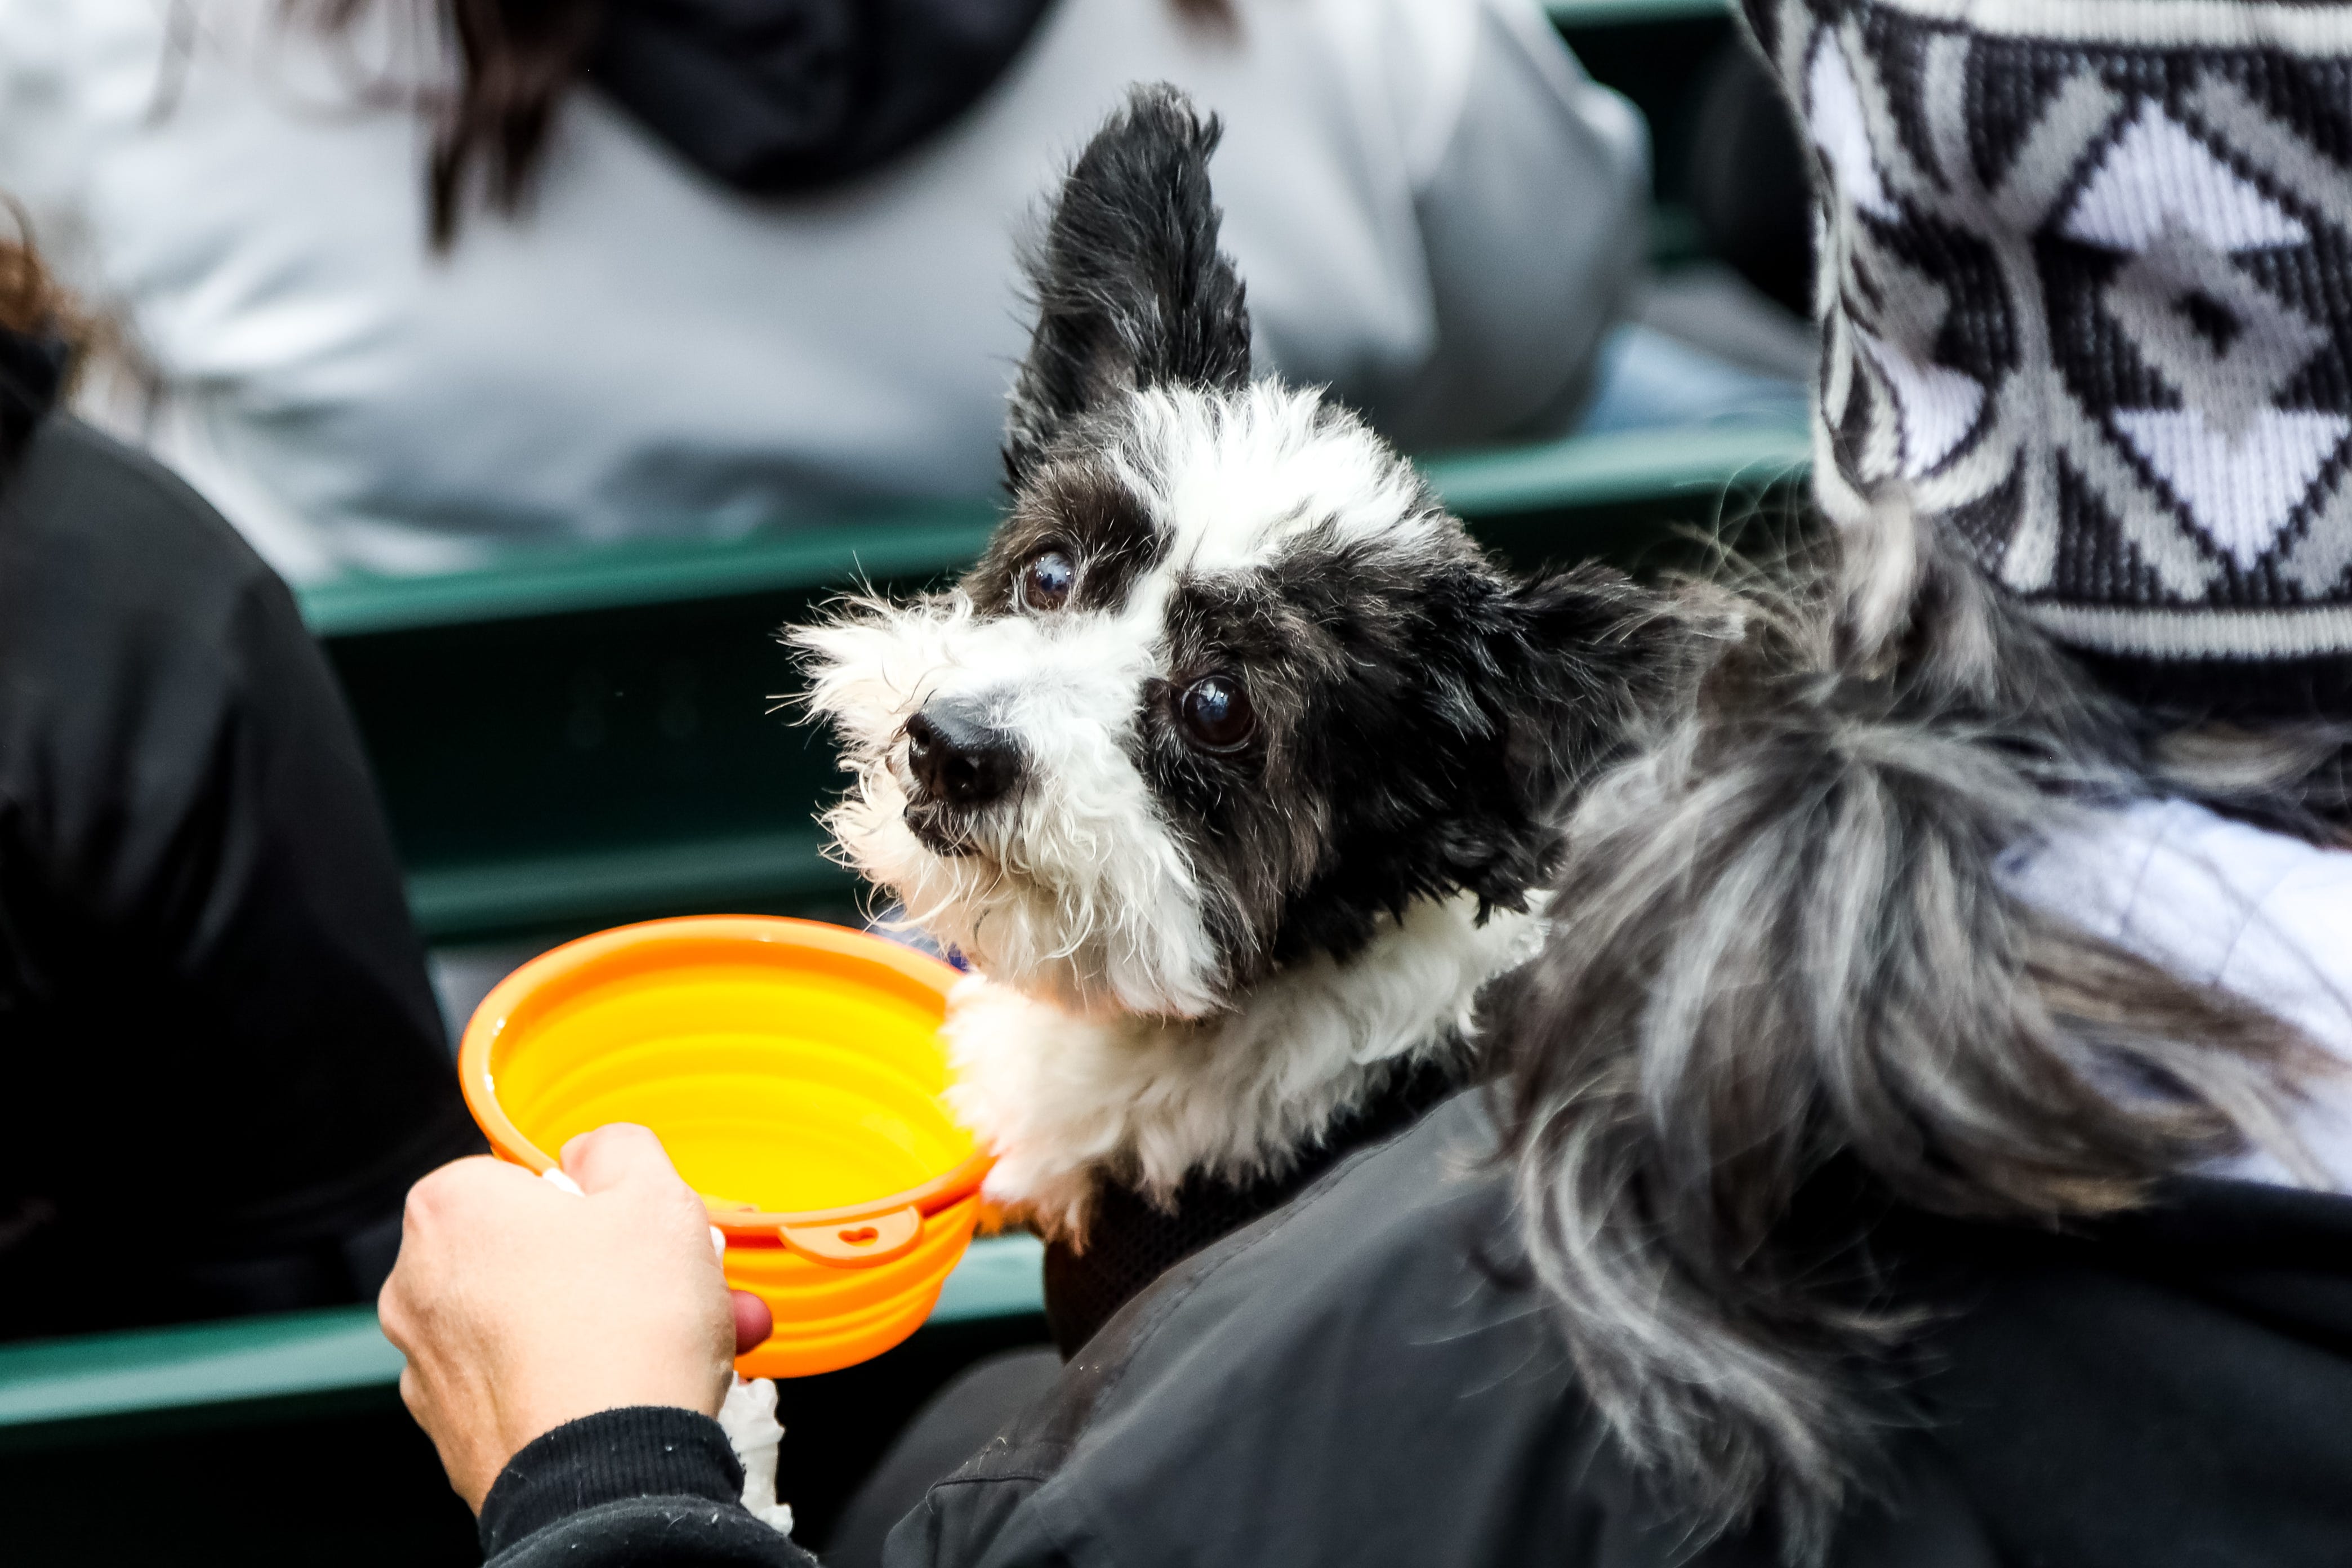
[798,579,1221,1018]
[1116,381,1446,572]
[798,381,1429,1018]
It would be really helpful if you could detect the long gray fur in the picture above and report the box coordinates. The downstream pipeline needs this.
[1495,528,2335,1558]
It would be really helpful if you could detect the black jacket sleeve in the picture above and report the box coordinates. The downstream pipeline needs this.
[480,1408,821,1568]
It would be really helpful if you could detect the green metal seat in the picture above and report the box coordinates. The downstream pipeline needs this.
[0,1237,1052,1563]
[0,1235,1045,1453]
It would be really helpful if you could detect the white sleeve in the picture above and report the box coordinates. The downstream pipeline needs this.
[2003,797,2352,1191]
[1374,0,1651,449]
[0,0,105,291]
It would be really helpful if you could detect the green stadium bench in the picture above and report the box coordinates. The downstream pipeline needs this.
[0,1237,1049,1563]
[0,1234,1045,1454]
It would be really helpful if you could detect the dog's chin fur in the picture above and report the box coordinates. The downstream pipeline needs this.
[798,588,1225,1021]
[825,775,1218,1021]
[943,890,1546,1241]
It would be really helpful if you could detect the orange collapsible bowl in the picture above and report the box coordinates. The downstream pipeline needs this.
[457,916,988,1379]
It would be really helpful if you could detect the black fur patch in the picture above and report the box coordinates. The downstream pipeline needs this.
[1134,528,1678,983]
[1003,84,1251,488]
[966,461,1166,615]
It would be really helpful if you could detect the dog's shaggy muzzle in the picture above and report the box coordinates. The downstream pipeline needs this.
[901,696,1024,856]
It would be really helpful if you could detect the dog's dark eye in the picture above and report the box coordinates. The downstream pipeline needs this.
[1178,675,1255,752]
[1020,549,1076,612]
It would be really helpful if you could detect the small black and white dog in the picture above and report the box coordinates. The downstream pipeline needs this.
[800,86,1678,1240]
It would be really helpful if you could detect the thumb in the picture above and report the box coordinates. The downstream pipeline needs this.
[560,1123,687,1196]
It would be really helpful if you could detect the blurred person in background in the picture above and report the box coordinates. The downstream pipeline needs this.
[0,0,1647,583]
[0,220,475,1339]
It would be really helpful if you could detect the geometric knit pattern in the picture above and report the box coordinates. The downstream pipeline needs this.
[1745,0,2352,663]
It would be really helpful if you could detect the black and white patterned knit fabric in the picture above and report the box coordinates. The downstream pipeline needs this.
[1748,0,2352,668]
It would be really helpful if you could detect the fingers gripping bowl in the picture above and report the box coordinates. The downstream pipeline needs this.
[457,916,988,1378]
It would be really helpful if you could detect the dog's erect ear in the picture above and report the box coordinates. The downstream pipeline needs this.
[1004,84,1252,487]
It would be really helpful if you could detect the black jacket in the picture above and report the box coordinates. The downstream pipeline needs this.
[478,1091,2352,1567]
[0,396,478,1335]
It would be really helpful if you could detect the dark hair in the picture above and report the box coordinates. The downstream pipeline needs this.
[1495,519,2340,1558]
[0,207,83,461]
[300,0,601,247]
[307,0,1237,248]
[0,207,82,347]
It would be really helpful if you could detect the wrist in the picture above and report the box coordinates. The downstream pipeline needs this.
[479,1406,745,1556]
[505,1362,728,1451]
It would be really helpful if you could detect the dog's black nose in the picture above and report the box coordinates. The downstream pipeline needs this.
[905,701,1020,809]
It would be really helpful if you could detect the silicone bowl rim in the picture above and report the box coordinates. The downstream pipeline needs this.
[456,914,990,1242]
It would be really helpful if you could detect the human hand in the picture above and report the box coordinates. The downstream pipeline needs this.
[379,1123,772,1512]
